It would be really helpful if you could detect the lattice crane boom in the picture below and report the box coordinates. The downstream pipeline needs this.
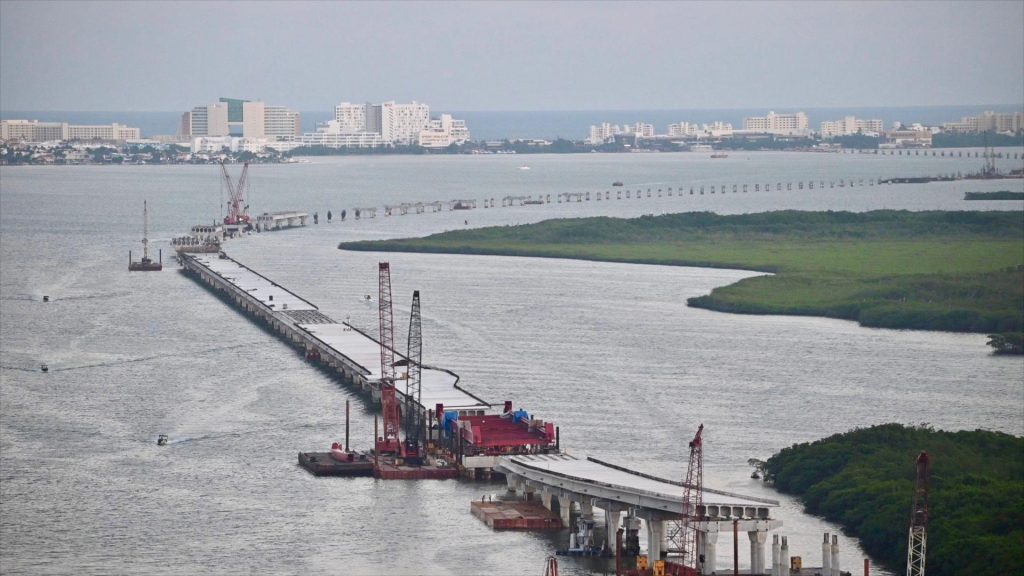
[404,290,423,455]
[667,423,704,573]
[220,161,251,225]
[906,451,930,576]
[376,262,401,454]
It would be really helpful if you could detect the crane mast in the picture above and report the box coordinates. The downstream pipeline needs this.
[402,290,423,461]
[376,262,401,454]
[142,200,151,262]
[220,161,251,225]
[906,451,930,576]
[668,423,704,573]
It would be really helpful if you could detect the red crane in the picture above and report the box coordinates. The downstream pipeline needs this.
[376,262,401,454]
[668,423,704,575]
[906,451,930,576]
[220,161,251,226]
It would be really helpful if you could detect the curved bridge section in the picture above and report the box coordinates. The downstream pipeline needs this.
[497,453,782,574]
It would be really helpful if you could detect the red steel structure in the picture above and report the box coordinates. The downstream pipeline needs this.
[906,451,930,576]
[376,262,401,454]
[220,161,250,225]
[667,424,704,576]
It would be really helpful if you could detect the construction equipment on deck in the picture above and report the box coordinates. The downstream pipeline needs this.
[667,423,704,574]
[906,451,930,576]
[401,290,424,463]
[376,262,401,454]
[220,161,251,226]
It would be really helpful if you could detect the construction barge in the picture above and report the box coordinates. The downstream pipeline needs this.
[179,252,559,480]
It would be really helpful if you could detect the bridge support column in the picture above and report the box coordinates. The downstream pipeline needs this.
[557,495,572,528]
[646,518,665,560]
[505,473,519,493]
[540,490,552,511]
[749,530,767,574]
[579,499,593,518]
[700,528,718,575]
[603,503,624,554]
[772,534,780,576]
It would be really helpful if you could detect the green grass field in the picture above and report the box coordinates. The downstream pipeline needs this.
[339,210,1024,333]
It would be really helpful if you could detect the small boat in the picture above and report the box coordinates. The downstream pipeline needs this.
[751,470,761,480]
[157,434,168,446]
[612,181,624,187]
[42,295,49,302]
[519,166,531,171]
[40,363,48,373]
[711,153,728,159]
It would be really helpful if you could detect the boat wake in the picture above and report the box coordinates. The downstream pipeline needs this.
[24,342,261,373]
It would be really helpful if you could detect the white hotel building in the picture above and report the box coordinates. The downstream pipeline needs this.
[1,119,141,142]
[743,111,810,136]
[303,101,469,148]
[819,116,884,138]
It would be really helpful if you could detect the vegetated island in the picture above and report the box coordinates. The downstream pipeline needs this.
[338,210,1024,349]
[764,424,1024,576]
[964,191,1024,201]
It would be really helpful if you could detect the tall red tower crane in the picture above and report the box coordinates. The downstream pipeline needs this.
[401,290,423,462]
[906,451,930,576]
[668,423,704,574]
[220,161,251,226]
[376,262,401,454]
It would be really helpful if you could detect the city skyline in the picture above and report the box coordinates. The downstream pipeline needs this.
[1,1,1022,113]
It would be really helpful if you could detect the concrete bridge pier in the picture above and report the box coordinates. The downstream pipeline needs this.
[601,502,625,554]
[749,529,768,574]
[646,516,665,560]
[557,494,572,527]
[698,527,719,575]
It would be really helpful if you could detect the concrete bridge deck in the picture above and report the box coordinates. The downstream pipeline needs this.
[181,252,491,417]
[497,453,781,574]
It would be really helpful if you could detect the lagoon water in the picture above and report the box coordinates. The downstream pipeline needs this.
[1,151,1023,575]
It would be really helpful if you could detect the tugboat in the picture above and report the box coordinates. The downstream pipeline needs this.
[157,434,168,446]
[129,200,162,271]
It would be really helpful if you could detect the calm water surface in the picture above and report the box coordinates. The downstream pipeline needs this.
[2,152,1022,575]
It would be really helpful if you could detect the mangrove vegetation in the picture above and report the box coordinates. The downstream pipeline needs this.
[339,210,1024,336]
[765,424,1024,576]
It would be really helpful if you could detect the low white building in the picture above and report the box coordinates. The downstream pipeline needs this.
[1,119,141,142]
[191,136,270,153]
[820,116,884,138]
[418,114,471,148]
[300,121,385,148]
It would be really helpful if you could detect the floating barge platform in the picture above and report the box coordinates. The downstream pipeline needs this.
[470,499,563,530]
[298,451,373,477]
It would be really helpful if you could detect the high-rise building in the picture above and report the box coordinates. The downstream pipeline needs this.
[190,102,229,137]
[242,101,266,139]
[187,99,299,140]
[308,100,466,148]
[333,102,367,133]
[743,111,809,135]
[378,101,431,146]
[264,106,301,140]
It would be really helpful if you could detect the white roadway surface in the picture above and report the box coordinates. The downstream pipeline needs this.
[190,253,491,412]
[299,322,490,411]
[191,253,318,312]
[509,453,778,508]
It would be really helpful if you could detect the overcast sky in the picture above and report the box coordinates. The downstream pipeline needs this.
[2,0,1022,112]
